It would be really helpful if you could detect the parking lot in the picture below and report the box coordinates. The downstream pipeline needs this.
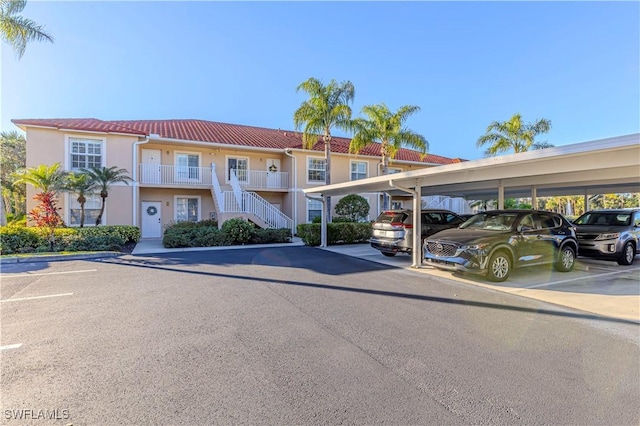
[321,244,640,323]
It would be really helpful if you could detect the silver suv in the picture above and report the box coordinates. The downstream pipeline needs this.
[573,208,640,265]
[370,209,466,257]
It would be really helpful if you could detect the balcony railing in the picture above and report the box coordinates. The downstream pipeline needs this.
[139,164,288,189]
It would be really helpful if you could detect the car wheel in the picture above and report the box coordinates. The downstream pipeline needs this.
[617,242,635,265]
[381,252,396,257]
[555,245,576,272]
[487,250,511,282]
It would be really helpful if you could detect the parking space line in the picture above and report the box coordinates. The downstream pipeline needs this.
[527,268,640,289]
[0,344,22,351]
[1,269,97,279]
[0,293,74,303]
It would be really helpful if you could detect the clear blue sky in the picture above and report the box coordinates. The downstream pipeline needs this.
[2,1,638,160]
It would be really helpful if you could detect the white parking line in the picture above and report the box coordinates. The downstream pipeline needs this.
[0,344,22,351]
[527,268,640,289]
[0,293,74,303]
[0,269,97,279]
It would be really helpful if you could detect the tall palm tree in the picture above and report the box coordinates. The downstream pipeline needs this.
[64,171,96,228]
[82,166,131,226]
[293,77,355,221]
[349,103,428,175]
[476,113,553,156]
[1,0,53,58]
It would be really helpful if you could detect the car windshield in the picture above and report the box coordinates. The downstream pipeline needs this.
[573,212,631,226]
[459,212,518,231]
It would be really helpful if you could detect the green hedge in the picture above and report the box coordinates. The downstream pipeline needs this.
[0,225,140,255]
[296,222,372,246]
[163,219,292,248]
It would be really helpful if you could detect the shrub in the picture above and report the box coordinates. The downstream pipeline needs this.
[77,225,140,243]
[250,228,292,244]
[335,194,370,222]
[0,226,42,254]
[221,218,255,244]
[297,222,372,246]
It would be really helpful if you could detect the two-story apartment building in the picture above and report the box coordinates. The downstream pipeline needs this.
[12,118,464,238]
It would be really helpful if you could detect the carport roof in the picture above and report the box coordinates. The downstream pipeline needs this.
[303,133,640,200]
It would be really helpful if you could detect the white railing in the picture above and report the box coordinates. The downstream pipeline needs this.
[222,191,293,229]
[233,170,289,189]
[139,164,213,185]
[210,164,225,212]
[139,164,288,189]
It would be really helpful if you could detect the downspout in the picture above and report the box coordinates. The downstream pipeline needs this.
[132,135,150,229]
[284,149,297,235]
[305,194,326,247]
[389,180,421,268]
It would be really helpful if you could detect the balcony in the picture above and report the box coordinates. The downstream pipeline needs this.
[138,164,289,190]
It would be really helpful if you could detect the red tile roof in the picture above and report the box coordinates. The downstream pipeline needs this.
[12,118,463,165]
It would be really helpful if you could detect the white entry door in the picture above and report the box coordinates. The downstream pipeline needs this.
[141,201,162,238]
[141,149,162,183]
[266,159,281,187]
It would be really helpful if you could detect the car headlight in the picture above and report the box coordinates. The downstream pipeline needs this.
[462,243,490,252]
[595,233,620,241]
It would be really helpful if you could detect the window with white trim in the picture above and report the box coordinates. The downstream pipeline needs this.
[308,199,322,222]
[175,196,200,222]
[307,157,326,183]
[69,192,102,226]
[227,157,248,182]
[391,201,403,210]
[176,152,200,181]
[69,137,103,171]
[350,161,367,181]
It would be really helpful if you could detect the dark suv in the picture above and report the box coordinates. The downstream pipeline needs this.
[423,210,578,282]
[370,209,466,257]
[572,208,640,265]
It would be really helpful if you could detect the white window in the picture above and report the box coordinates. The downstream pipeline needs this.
[69,137,103,171]
[307,157,326,183]
[391,201,403,210]
[307,199,322,222]
[176,152,200,181]
[69,192,102,226]
[175,196,201,222]
[227,157,248,183]
[350,161,367,181]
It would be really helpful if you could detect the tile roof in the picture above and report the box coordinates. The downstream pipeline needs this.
[12,118,464,165]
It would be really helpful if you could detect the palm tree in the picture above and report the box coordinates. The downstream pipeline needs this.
[476,113,553,156]
[1,0,53,58]
[14,162,66,194]
[64,171,96,228]
[350,103,428,175]
[82,166,131,226]
[293,77,355,221]
[13,162,67,227]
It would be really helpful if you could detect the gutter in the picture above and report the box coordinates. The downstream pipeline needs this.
[389,180,421,268]
[132,134,152,227]
[284,149,298,234]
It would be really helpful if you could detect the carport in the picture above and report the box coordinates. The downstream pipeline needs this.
[304,133,640,268]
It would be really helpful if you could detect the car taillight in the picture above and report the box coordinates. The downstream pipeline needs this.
[402,224,413,229]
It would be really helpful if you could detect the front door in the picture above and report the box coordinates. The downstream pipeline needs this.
[141,201,162,238]
[266,159,281,187]
[141,149,161,183]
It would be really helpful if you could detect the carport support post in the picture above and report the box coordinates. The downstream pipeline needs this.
[305,194,327,247]
[389,180,421,268]
[498,180,505,209]
[531,186,537,210]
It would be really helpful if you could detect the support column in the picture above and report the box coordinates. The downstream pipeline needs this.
[497,180,504,209]
[531,185,537,210]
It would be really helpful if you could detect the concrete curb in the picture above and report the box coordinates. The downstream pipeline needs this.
[0,251,121,265]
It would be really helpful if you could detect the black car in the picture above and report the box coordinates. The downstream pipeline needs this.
[423,210,578,282]
[572,208,640,265]
[370,209,466,257]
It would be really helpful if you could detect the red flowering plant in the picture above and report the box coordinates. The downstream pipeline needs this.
[29,191,65,251]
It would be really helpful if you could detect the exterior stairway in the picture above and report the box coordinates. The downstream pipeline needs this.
[210,164,293,231]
